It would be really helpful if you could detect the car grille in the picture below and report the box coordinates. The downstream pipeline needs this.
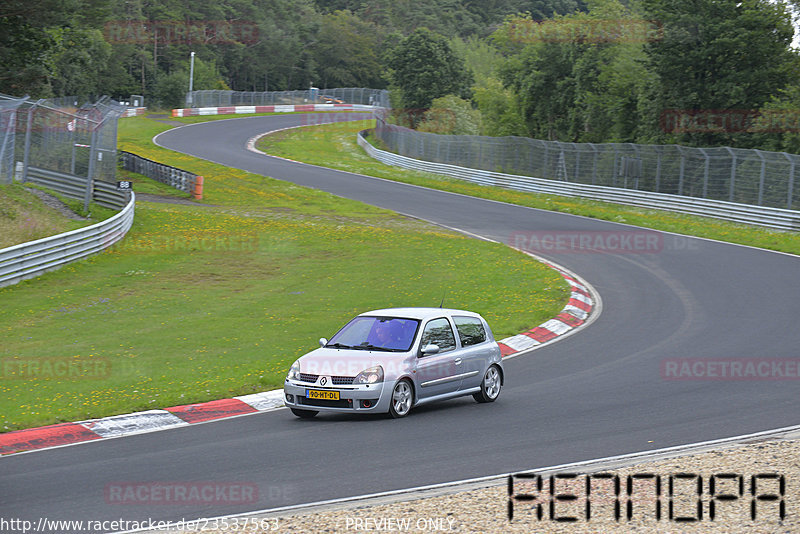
[298,373,355,385]
[301,397,353,408]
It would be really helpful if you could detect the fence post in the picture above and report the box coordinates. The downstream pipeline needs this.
[83,127,99,212]
[21,102,38,182]
[699,148,709,198]
[655,147,662,192]
[784,152,795,209]
[755,149,766,205]
[725,147,736,202]
[677,147,686,196]
[543,143,550,179]
[588,143,597,185]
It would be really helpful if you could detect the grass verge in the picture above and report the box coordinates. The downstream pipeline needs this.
[258,119,800,256]
[0,114,569,432]
[0,183,114,249]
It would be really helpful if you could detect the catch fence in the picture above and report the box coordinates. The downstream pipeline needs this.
[187,88,389,109]
[0,94,126,209]
[373,116,800,211]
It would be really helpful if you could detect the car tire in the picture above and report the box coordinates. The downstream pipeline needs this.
[388,379,413,418]
[290,408,318,419]
[473,365,502,403]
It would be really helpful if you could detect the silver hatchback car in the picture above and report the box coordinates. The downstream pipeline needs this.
[284,308,504,418]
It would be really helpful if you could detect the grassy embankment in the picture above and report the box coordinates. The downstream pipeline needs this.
[0,184,117,249]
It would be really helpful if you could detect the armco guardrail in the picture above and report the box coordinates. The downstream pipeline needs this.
[119,151,203,199]
[358,131,800,231]
[0,192,135,288]
[26,166,129,210]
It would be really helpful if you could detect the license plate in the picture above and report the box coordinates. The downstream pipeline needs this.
[306,389,340,401]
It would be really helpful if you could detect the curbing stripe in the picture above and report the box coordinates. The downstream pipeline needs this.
[0,422,102,455]
[170,103,376,117]
[496,259,597,358]
[235,390,286,412]
[79,410,188,439]
[166,398,257,424]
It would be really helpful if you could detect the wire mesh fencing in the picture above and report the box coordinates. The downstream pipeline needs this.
[373,117,800,210]
[0,94,126,212]
[186,88,390,108]
[15,96,125,184]
[0,95,28,184]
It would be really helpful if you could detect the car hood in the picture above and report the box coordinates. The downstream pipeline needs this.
[297,348,412,378]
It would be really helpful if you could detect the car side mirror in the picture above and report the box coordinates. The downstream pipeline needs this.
[421,344,440,356]
[319,338,328,347]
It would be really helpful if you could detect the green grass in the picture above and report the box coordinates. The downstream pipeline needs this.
[258,120,800,256]
[0,183,114,249]
[0,114,569,432]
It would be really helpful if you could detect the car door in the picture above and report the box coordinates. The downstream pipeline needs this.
[413,317,462,399]
[452,315,493,391]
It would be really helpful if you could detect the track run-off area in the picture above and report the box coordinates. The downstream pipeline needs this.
[1,113,799,532]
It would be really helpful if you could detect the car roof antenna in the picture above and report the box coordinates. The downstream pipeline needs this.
[439,291,445,308]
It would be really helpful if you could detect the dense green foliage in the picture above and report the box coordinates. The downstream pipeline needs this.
[386,28,474,118]
[493,0,800,149]
[3,0,799,152]
[0,0,582,106]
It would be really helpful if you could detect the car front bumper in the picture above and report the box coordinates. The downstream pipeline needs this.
[283,379,394,413]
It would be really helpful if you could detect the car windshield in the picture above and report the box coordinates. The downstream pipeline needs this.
[327,316,420,352]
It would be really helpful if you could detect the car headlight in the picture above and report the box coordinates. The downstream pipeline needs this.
[287,360,301,381]
[354,365,384,384]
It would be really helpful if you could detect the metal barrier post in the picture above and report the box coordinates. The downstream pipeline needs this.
[784,152,795,209]
[84,127,98,212]
[725,147,736,202]
[755,150,766,205]
[21,102,37,183]
[699,148,709,198]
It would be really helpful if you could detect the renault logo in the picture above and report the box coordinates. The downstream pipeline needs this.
[320,376,328,386]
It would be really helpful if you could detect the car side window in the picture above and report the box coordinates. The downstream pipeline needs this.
[419,318,456,353]
[453,316,487,347]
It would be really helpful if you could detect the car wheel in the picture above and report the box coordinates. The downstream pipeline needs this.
[290,408,318,419]
[388,379,413,418]
[473,365,502,403]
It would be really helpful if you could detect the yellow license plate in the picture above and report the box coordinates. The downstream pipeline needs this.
[307,389,340,401]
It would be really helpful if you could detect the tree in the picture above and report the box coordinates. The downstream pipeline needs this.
[153,56,228,108]
[48,28,111,99]
[418,94,482,135]
[499,38,580,140]
[386,28,473,120]
[473,78,527,136]
[313,10,386,88]
[0,0,83,96]
[641,0,797,146]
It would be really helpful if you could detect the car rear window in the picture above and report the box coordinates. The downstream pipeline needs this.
[453,316,487,346]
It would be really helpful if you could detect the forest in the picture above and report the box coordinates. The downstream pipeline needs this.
[3,0,800,151]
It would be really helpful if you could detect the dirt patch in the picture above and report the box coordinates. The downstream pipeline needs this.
[24,187,87,220]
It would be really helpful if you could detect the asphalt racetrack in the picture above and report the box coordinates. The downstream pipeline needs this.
[2,113,798,531]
